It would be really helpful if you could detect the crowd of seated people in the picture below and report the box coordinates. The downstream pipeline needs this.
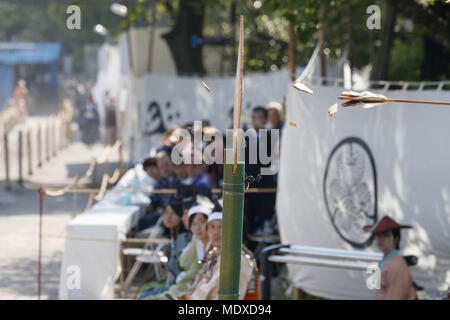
[128,101,285,300]
[137,193,258,300]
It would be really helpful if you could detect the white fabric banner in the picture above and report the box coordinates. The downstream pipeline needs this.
[277,84,450,299]
[134,71,290,159]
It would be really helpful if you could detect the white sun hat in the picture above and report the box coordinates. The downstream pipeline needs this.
[207,211,223,224]
[188,205,212,219]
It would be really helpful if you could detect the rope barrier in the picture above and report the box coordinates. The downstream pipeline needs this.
[37,186,277,196]
[43,175,80,197]
[94,173,110,201]
[41,233,172,244]
[28,138,124,198]
[83,158,98,179]
[97,140,122,164]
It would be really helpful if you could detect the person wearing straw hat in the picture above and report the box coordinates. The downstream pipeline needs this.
[177,211,256,300]
[363,215,417,300]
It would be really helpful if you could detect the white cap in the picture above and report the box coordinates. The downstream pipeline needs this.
[207,211,222,224]
[188,205,212,219]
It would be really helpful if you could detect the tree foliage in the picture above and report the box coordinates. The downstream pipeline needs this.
[0,0,448,80]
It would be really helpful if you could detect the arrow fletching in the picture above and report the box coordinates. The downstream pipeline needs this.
[338,90,388,109]
[293,82,313,94]
[328,103,338,116]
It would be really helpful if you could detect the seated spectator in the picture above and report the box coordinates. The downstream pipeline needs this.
[178,186,213,230]
[177,211,257,300]
[138,150,179,230]
[173,163,191,185]
[138,197,191,299]
[142,204,212,300]
[142,157,160,182]
[161,127,181,149]
[102,157,156,207]
[266,101,284,133]
[185,148,211,189]
[202,126,224,188]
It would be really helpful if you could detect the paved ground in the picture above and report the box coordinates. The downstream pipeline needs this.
[0,114,120,299]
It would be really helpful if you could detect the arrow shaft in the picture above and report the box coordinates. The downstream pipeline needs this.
[387,99,450,106]
[339,96,450,106]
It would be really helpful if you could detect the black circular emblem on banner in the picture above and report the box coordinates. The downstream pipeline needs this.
[323,137,377,248]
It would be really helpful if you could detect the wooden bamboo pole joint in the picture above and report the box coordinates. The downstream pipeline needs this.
[27,128,32,176]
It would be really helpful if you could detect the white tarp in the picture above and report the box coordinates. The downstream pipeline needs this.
[59,204,141,300]
[277,83,450,299]
[133,71,290,159]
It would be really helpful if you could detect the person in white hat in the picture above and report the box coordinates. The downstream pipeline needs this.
[143,205,212,300]
[266,101,284,133]
[178,211,257,300]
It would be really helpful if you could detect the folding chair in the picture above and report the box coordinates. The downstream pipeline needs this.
[120,217,170,295]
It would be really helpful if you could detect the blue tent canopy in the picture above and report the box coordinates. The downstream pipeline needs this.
[0,42,61,109]
[0,42,61,65]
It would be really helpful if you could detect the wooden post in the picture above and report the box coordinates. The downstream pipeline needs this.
[293,287,307,300]
[67,118,72,145]
[52,117,56,157]
[45,120,50,162]
[18,131,23,185]
[37,125,42,168]
[27,128,33,176]
[92,158,97,188]
[37,187,44,300]
[118,140,123,177]
[4,132,10,190]
[119,241,124,297]
[59,119,64,151]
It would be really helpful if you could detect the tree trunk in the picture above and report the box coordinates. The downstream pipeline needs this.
[421,35,450,81]
[373,0,397,81]
[346,3,353,88]
[288,20,296,82]
[147,1,156,73]
[230,2,237,70]
[318,3,326,85]
[162,0,205,75]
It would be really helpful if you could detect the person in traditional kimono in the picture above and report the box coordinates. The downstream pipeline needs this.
[363,216,417,300]
[143,204,212,300]
[178,211,257,300]
[138,197,191,299]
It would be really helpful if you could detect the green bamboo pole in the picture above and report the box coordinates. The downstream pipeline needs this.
[219,14,245,300]
[219,149,245,300]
